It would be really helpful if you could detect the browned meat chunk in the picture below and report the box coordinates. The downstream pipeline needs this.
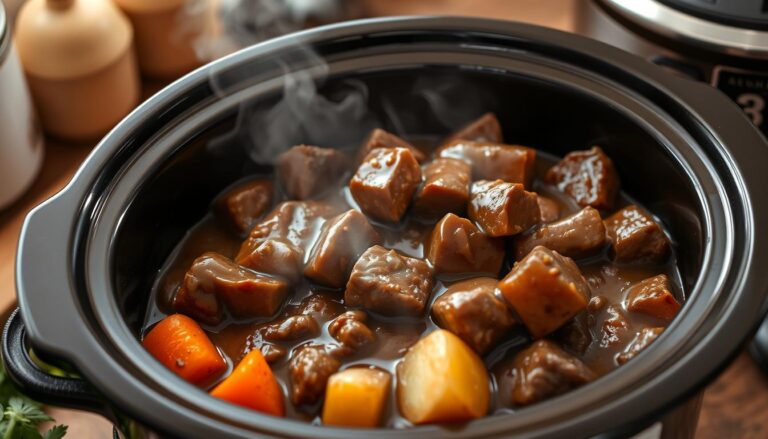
[441,112,503,146]
[588,295,608,313]
[605,205,670,264]
[553,312,593,355]
[538,196,560,223]
[468,180,539,237]
[260,344,287,363]
[235,201,340,274]
[328,310,376,351]
[357,128,426,164]
[545,146,619,210]
[215,179,273,234]
[616,327,664,365]
[411,158,471,220]
[624,274,680,320]
[172,265,223,326]
[262,315,319,342]
[304,209,381,288]
[498,246,591,338]
[426,213,504,275]
[509,340,595,406]
[600,305,629,347]
[438,140,536,188]
[236,237,303,282]
[349,148,422,223]
[288,345,341,405]
[277,145,349,200]
[174,253,288,322]
[515,207,606,260]
[292,294,345,321]
[431,278,515,354]
[345,245,434,317]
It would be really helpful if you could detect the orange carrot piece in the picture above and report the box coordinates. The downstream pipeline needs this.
[210,350,285,417]
[142,314,227,386]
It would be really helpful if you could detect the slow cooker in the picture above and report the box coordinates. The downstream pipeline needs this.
[2,16,768,439]
[576,0,768,137]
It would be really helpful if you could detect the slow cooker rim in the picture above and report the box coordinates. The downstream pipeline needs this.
[15,16,768,439]
[595,0,768,59]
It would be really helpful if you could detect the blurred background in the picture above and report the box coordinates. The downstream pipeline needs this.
[0,0,765,437]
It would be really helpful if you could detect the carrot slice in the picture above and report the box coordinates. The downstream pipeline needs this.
[210,350,285,417]
[142,314,226,386]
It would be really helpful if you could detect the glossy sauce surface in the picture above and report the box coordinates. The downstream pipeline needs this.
[143,148,683,426]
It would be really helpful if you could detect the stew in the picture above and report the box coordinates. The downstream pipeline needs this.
[141,112,683,428]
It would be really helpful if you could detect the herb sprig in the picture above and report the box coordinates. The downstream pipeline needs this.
[0,365,67,439]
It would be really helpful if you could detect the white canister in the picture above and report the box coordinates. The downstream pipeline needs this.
[0,1,43,209]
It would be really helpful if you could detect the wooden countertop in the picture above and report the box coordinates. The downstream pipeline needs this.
[2,0,765,437]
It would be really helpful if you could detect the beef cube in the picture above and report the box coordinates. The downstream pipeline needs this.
[236,237,303,282]
[260,344,288,364]
[293,293,345,321]
[605,205,670,264]
[624,274,680,320]
[538,196,560,223]
[431,277,515,354]
[498,246,591,338]
[515,207,607,260]
[553,312,593,355]
[172,267,223,326]
[468,180,540,237]
[357,128,426,164]
[236,201,340,269]
[277,145,350,200]
[509,340,595,406]
[411,158,471,220]
[438,140,536,188]
[616,327,664,365]
[174,253,288,322]
[441,112,503,146]
[600,305,629,347]
[304,209,381,288]
[426,213,505,275]
[289,345,341,405]
[262,315,319,342]
[328,310,376,351]
[345,245,434,317]
[215,179,273,234]
[349,148,422,222]
[545,146,619,210]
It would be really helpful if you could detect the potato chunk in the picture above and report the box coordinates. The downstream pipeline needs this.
[350,147,422,222]
[426,213,504,275]
[397,330,489,424]
[498,246,590,338]
[322,367,391,427]
[468,180,540,237]
[624,274,680,320]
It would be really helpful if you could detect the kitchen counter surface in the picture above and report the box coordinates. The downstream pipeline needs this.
[0,0,765,437]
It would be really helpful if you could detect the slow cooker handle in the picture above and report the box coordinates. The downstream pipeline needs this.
[1,309,115,420]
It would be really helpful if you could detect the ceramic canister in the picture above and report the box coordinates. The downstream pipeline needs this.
[15,0,140,141]
[0,1,44,209]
